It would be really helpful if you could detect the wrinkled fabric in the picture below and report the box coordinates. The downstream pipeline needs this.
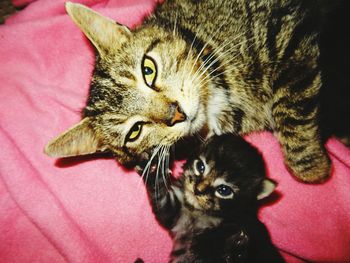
[0,1,349,262]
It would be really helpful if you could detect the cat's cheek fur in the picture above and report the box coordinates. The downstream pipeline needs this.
[206,86,230,135]
[178,82,207,136]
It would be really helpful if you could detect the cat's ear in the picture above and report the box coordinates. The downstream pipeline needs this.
[65,2,131,56]
[44,117,105,158]
[257,179,276,200]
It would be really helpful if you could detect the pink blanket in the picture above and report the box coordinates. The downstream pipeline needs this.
[1,1,349,262]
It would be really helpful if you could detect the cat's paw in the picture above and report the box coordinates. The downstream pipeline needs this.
[287,153,331,183]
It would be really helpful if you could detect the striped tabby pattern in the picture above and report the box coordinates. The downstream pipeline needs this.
[45,0,350,183]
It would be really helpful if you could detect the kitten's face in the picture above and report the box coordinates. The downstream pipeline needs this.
[182,135,267,214]
[86,25,208,164]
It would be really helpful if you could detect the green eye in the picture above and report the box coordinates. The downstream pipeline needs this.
[126,122,143,142]
[142,56,157,87]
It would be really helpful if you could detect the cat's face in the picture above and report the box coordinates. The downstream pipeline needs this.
[182,134,274,215]
[44,3,209,164]
[85,25,208,164]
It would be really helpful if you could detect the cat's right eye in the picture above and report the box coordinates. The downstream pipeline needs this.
[126,122,143,142]
[142,56,157,87]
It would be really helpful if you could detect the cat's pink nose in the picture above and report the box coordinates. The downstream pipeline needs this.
[168,103,187,126]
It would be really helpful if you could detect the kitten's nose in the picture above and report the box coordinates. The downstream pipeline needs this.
[168,103,187,126]
[195,180,210,195]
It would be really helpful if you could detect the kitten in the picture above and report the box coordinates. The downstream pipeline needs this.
[140,134,284,263]
[44,0,350,182]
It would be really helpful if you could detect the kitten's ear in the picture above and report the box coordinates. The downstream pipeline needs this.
[257,179,276,200]
[65,2,131,56]
[44,117,105,158]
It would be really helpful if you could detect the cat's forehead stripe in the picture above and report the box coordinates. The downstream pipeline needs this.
[94,67,112,79]
[102,117,127,126]
[146,38,161,54]
[93,68,127,91]
[117,70,136,82]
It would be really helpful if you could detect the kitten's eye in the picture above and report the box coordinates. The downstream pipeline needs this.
[142,56,157,87]
[194,159,205,175]
[215,185,234,199]
[126,122,143,142]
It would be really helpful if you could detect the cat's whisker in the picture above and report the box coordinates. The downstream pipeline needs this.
[192,40,256,90]
[155,145,163,181]
[158,146,166,183]
[167,145,172,173]
[137,164,150,190]
[189,30,249,84]
[165,145,171,184]
[161,146,170,192]
[196,133,205,143]
[186,21,227,84]
[196,33,255,76]
[194,56,249,90]
[138,144,162,189]
[190,31,244,83]
[173,11,178,36]
[181,32,198,83]
[191,36,255,87]
[155,145,167,201]
[154,173,160,206]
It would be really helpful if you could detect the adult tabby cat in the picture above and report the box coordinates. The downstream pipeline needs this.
[45,0,349,183]
[140,134,283,262]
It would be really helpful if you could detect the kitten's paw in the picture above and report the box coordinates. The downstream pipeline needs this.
[135,164,145,175]
[287,153,331,183]
[135,152,151,175]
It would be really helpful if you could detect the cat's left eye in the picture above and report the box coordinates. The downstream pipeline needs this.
[126,122,143,142]
[215,185,234,199]
[142,56,157,87]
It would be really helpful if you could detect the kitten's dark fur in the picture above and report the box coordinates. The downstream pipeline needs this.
[141,134,284,262]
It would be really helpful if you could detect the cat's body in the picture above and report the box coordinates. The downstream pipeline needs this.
[45,0,350,183]
[141,134,283,262]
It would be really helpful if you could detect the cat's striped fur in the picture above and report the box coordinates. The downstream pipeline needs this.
[45,0,350,183]
[141,134,283,262]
